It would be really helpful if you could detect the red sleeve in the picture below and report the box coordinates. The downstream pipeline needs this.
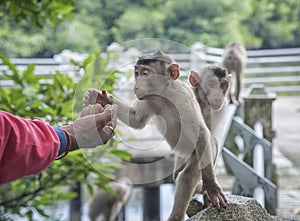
[0,111,60,184]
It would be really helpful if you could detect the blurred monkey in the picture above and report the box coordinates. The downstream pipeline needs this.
[187,66,230,217]
[222,42,247,105]
[189,66,230,130]
[89,177,132,221]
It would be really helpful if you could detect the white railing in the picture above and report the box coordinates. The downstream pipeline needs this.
[253,122,265,208]
[1,44,300,94]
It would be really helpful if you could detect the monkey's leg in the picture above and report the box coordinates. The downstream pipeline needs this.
[109,202,123,221]
[173,155,186,181]
[186,181,206,218]
[168,153,201,221]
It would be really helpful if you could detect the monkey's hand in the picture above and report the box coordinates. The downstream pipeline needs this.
[201,182,227,209]
[84,89,113,107]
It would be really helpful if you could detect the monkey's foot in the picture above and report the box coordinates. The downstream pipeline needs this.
[186,199,204,218]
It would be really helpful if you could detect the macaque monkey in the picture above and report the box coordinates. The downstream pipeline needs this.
[84,51,227,221]
[189,66,230,131]
[88,177,132,221]
[187,66,230,217]
[222,42,247,105]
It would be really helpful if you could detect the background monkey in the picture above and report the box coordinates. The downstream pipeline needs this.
[84,51,227,221]
[187,66,230,217]
[222,42,247,105]
[189,66,230,131]
[88,177,132,221]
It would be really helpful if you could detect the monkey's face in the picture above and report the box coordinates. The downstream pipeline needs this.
[133,64,170,100]
[204,77,226,110]
[190,68,230,111]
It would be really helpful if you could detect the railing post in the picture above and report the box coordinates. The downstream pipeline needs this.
[244,84,276,178]
[253,121,265,208]
[243,84,277,213]
[143,186,160,221]
[243,84,277,143]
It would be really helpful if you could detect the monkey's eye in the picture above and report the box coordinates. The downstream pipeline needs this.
[221,83,228,90]
[134,71,139,77]
[142,70,149,76]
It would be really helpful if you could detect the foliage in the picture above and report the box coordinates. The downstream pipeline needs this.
[1,0,300,56]
[245,0,300,48]
[0,17,47,57]
[113,7,165,42]
[0,54,130,220]
[163,0,256,47]
[50,19,100,54]
[0,0,75,27]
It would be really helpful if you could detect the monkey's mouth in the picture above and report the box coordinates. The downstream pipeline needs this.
[136,94,152,100]
[136,93,157,100]
[210,103,223,111]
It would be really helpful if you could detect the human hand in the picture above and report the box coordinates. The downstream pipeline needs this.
[61,103,118,150]
[83,89,113,107]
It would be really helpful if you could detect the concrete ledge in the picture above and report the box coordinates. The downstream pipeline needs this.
[187,195,296,221]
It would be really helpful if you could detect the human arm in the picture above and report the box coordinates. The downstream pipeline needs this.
[0,104,117,184]
[0,111,61,184]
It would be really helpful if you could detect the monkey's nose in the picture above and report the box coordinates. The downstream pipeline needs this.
[215,97,221,102]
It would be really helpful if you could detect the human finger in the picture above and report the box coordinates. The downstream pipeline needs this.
[95,105,114,126]
[108,104,118,127]
[98,104,118,125]
[93,103,103,114]
[81,105,91,117]
[103,123,115,136]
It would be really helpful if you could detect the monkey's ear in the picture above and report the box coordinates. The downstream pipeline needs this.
[189,71,198,87]
[168,64,179,80]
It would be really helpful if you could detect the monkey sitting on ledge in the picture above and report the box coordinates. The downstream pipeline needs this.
[84,51,227,221]
[187,66,230,217]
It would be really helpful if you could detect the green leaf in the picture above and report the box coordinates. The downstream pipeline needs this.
[0,86,10,105]
[25,210,33,221]
[57,191,78,200]
[82,52,99,69]
[87,183,94,196]
[0,56,17,75]
[22,64,36,83]
[36,207,50,218]
[109,149,132,161]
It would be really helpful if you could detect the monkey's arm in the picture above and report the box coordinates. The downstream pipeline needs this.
[113,98,152,129]
[109,202,123,221]
[197,132,227,209]
[84,89,152,129]
[201,163,227,209]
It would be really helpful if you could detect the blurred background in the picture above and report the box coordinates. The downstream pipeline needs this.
[0,0,300,221]
[1,0,300,58]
